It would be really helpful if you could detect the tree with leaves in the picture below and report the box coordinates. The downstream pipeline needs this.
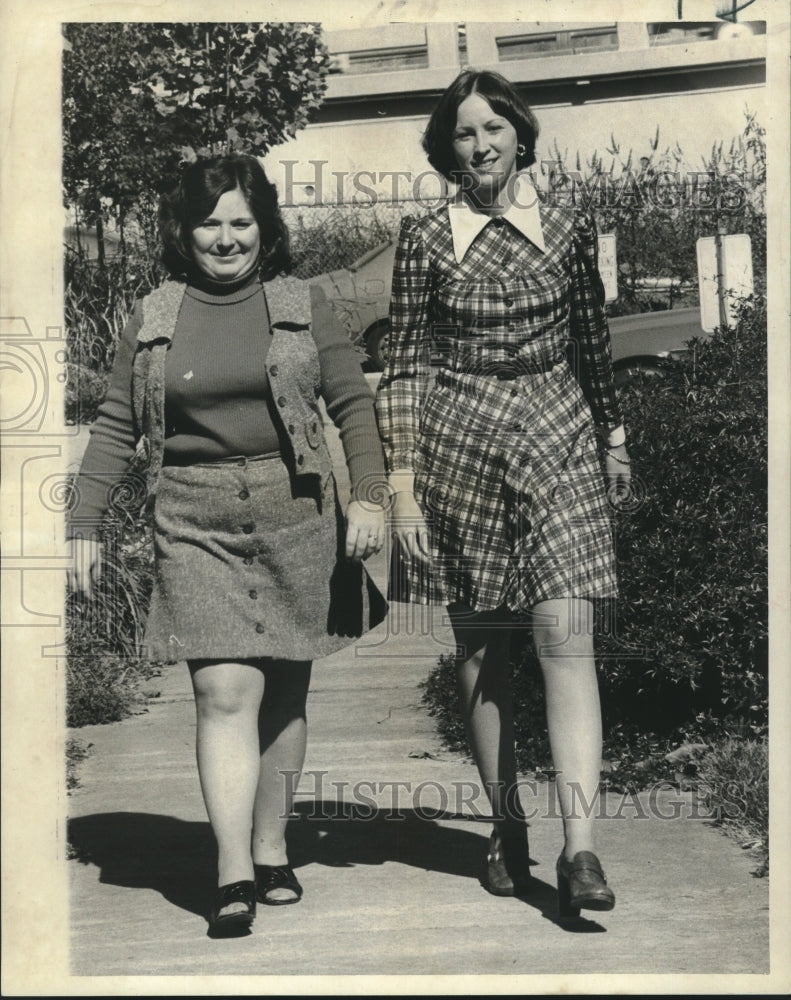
[63,22,329,264]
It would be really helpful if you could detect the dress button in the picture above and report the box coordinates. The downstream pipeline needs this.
[243,557,254,565]
[504,297,514,307]
[513,422,524,431]
[242,523,254,534]
[507,322,516,331]
[277,396,287,407]
[238,489,250,500]
[297,454,304,466]
[255,623,265,634]
[249,590,258,600]
[510,387,519,397]
[288,424,295,434]
[270,364,279,377]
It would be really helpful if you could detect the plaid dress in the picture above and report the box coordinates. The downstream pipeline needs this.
[375,196,622,611]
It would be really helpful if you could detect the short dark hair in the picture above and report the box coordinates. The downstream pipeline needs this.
[159,154,291,280]
[422,70,540,182]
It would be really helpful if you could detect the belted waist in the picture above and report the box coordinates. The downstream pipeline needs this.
[447,350,567,380]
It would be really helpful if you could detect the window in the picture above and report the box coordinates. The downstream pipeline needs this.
[497,25,617,60]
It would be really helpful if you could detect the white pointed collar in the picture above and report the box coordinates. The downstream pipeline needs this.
[447,172,546,263]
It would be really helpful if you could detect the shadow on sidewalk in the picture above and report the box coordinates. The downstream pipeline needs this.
[68,803,606,932]
[68,812,216,918]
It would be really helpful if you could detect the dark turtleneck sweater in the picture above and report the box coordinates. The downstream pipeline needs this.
[69,268,384,530]
[163,268,282,462]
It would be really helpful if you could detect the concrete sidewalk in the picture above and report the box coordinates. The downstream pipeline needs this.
[66,381,770,979]
[67,585,770,979]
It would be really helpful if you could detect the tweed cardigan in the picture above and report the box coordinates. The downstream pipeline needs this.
[131,275,333,508]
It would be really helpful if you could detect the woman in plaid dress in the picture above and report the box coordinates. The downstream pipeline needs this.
[375,71,631,916]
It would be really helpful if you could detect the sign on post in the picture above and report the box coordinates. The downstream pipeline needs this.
[696,234,754,332]
[597,234,618,303]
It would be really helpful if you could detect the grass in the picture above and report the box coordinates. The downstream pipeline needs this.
[65,246,160,424]
[66,508,162,729]
[695,737,768,876]
[287,205,395,279]
[66,635,158,729]
[66,737,91,792]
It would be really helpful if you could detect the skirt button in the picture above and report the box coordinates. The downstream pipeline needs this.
[255,623,265,634]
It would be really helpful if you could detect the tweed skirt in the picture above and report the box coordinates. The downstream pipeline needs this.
[144,455,386,662]
[390,361,617,612]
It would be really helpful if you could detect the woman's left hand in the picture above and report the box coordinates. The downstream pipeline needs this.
[604,442,632,506]
[345,500,386,562]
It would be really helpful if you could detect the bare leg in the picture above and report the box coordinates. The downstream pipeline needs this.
[450,605,523,831]
[531,598,602,860]
[251,659,312,901]
[189,659,265,912]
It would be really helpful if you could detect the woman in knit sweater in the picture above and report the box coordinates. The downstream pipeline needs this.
[67,155,387,936]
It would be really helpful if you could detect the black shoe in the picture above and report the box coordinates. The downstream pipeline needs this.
[208,880,256,937]
[254,863,303,906]
[556,851,615,917]
[484,828,532,897]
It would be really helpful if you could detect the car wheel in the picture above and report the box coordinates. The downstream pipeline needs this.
[613,361,669,390]
[366,322,391,372]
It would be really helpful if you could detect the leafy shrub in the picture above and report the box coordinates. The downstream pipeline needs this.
[597,290,767,736]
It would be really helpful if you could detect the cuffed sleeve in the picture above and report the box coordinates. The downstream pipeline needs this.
[374,215,434,473]
[567,209,622,432]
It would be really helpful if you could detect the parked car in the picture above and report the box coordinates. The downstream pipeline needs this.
[310,240,707,383]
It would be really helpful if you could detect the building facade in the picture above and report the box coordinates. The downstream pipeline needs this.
[263,20,766,207]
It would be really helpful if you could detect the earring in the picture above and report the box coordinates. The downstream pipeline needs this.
[517,143,526,158]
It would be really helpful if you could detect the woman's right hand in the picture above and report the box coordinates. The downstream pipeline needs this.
[67,538,104,598]
[390,492,431,567]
